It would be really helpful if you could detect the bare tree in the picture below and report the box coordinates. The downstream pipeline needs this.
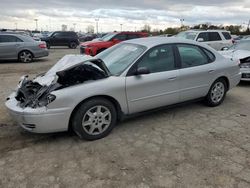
[86,25,94,34]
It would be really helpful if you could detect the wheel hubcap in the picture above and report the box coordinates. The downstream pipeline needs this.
[211,82,225,103]
[20,52,32,62]
[82,105,111,135]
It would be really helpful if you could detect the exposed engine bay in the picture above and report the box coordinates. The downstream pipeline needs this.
[14,57,110,108]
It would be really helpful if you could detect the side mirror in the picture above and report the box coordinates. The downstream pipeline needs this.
[197,38,204,42]
[136,67,150,75]
[221,47,229,51]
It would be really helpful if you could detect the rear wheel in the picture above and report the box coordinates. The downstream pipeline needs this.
[205,78,227,107]
[18,50,33,63]
[72,98,117,140]
[69,42,77,49]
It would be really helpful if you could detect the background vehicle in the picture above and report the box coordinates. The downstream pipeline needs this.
[41,31,79,49]
[6,37,240,140]
[0,33,49,63]
[176,30,233,50]
[220,39,250,81]
[80,31,148,56]
[78,34,97,42]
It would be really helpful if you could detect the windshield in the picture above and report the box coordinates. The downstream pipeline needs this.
[176,31,197,40]
[96,43,147,75]
[100,33,117,41]
[229,41,250,51]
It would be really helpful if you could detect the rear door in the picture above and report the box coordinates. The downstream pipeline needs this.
[207,32,223,50]
[176,44,216,102]
[0,35,21,59]
[126,44,180,114]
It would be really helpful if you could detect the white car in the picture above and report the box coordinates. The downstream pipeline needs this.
[5,37,241,140]
[176,30,233,51]
[219,40,250,81]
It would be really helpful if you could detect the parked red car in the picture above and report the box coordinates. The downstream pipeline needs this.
[80,32,148,56]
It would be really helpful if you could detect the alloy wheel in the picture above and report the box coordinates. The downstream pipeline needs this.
[82,105,112,135]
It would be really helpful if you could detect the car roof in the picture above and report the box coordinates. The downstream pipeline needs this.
[185,30,230,33]
[124,36,210,49]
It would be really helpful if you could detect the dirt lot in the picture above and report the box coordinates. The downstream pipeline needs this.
[0,47,250,188]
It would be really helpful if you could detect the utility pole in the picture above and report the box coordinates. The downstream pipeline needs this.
[95,18,99,34]
[34,19,38,31]
[120,24,123,31]
[14,23,17,30]
[180,18,184,27]
[73,23,76,31]
[247,19,250,32]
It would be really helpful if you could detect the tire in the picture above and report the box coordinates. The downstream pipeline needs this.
[205,78,227,107]
[18,50,33,63]
[72,98,117,140]
[46,42,50,49]
[69,42,77,49]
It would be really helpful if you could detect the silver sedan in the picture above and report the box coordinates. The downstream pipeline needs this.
[5,37,241,140]
[0,33,49,63]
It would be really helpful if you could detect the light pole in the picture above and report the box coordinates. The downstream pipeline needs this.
[14,23,17,30]
[180,18,184,27]
[95,18,99,34]
[120,24,123,31]
[73,23,76,31]
[34,19,38,31]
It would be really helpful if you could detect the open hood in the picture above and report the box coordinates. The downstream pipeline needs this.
[14,55,111,108]
[34,54,110,86]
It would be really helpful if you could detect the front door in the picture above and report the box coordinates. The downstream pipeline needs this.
[126,44,180,114]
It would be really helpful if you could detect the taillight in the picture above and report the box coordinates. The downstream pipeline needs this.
[39,43,47,49]
[232,39,236,44]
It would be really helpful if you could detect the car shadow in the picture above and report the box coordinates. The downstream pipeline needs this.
[0,58,49,64]
[238,81,250,88]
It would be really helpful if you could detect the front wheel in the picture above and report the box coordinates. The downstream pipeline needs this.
[72,98,117,140]
[205,79,227,107]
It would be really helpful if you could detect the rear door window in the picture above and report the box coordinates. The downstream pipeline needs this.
[0,35,22,43]
[208,32,222,41]
[177,44,209,68]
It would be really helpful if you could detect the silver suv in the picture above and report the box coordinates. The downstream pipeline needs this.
[176,30,233,51]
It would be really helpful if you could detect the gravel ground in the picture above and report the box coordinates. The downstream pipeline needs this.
[0,47,250,188]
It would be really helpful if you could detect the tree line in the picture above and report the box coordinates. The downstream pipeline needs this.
[141,24,250,36]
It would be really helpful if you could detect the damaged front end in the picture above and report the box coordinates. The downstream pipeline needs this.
[13,58,110,109]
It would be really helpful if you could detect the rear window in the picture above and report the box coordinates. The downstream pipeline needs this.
[222,32,232,40]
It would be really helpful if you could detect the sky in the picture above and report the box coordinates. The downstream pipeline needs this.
[0,0,250,32]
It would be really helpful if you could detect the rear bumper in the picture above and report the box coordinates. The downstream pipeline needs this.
[229,72,241,89]
[34,49,49,58]
[5,93,71,133]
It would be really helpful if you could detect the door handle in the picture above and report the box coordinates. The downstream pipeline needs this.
[168,76,177,81]
[208,70,215,73]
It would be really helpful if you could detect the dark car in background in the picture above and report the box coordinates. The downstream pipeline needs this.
[80,31,148,56]
[41,31,79,49]
[0,33,49,63]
